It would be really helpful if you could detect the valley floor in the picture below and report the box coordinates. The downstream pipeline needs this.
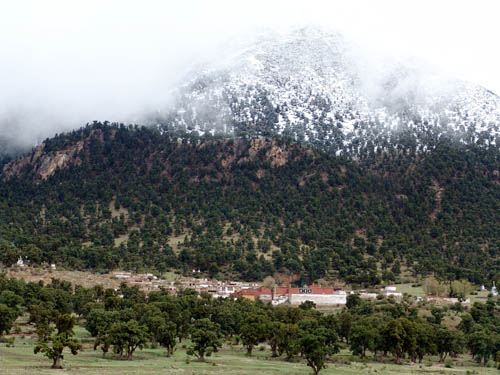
[0,338,496,375]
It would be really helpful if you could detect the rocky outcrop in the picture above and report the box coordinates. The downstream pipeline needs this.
[2,140,84,181]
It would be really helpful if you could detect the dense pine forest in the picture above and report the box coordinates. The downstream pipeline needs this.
[1,122,500,285]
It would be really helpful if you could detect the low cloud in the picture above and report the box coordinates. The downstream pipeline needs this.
[0,1,498,153]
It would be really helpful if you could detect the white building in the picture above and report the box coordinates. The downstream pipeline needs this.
[382,285,403,298]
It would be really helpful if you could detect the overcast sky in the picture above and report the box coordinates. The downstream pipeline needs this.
[0,0,499,147]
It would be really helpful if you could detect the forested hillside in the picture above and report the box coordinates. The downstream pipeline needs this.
[1,122,500,285]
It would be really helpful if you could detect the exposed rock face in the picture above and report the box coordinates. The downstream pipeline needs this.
[2,140,84,181]
[1,130,312,183]
[247,138,289,167]
[237,138,313,168]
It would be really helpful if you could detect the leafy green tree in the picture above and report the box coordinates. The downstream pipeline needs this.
[346,294,361,310]
[435,326,464,363]
[187,318,222,361]
[0,242,19,267]
[277,323,300,359]
[457,313,474,334]
[29,305,56,341]
[34,314,81,369]
[0,304,17,336]
[429,307,444,325]
[72,286,97,317]
[350,317,379,358]
[213,302,242,338]
[94,331,112,358]
[84,308,107,337]
[415,321,437,363]
[240,312,269,355]
[176,309,192,343]
[108,319,149,360]
[449,280,472,300]
[467,327,499,365]
[338,311,352,343]
[381,318,417,363]
[0,290,23,315]
[266,321,284,357]
[158,321,177,357]
[299,300,317,310]
[140,305,165,344]
[299,333,332,375]
[87,309,118,358]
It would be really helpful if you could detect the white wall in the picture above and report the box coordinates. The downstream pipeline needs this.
[289,294,346,306]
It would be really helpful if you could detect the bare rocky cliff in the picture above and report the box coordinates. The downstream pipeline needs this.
[2,140,84,181]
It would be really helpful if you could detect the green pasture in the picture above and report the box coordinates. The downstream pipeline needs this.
[0,337,497,375]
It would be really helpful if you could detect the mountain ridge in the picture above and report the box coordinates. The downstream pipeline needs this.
[1,123,500,285]
[1,27,500,285]
[151,26,500,156]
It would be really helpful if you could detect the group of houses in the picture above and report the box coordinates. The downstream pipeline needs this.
[9,258,490,306]
[232,286,348,305]
[232,285,404,306]
[108,270,409,306]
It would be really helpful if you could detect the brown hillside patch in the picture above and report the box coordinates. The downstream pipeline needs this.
[429,177,444,221]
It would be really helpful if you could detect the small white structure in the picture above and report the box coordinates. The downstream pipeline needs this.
[208,286,235,299]
[385,291,403,297]
[271,295,289,305]
[382,285,403,298]
[112,271,132,279]
[114,274,131,279]
[288,290,347,306]
[360,292,378,300]
[16,257,25,267]
[50,263,56,270]
[492,282,498,297]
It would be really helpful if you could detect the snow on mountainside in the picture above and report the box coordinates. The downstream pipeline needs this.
[152,27,500,155]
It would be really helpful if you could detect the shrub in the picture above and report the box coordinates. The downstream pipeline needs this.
[5,337,15,348]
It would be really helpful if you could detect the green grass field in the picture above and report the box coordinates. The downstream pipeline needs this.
[0,336,497,375]
[394,283,426,298]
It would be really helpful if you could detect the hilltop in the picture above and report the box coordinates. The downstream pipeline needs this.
[152,27,500,156]
[0,123,499,285]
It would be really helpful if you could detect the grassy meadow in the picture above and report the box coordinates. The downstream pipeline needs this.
[0,331,497,375]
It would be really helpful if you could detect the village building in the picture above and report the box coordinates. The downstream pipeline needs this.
[359,292,378,299]
[382,285,403,298]
[232,286,347,306]
[112,271,132,279]
[207,285,236,299]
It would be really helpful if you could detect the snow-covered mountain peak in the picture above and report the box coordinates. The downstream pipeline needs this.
[153,26,500,155]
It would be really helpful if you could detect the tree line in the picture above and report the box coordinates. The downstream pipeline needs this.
[2,275,500,373]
